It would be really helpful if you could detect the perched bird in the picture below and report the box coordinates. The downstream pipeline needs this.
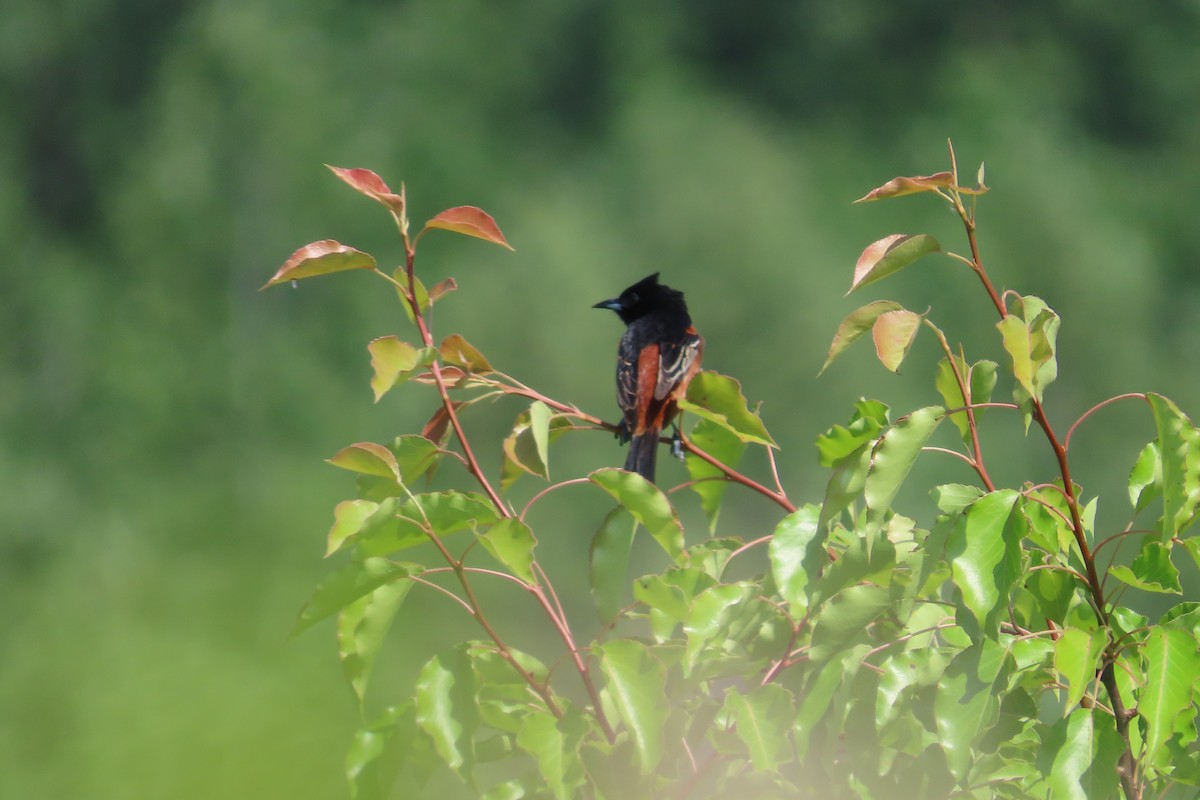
[593,273,703,483]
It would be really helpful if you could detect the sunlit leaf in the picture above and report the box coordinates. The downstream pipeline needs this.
[634,567,718,641]
[1041,709,1095,800]
[683,582,754,671]
[262,239,376,288]
[877,649,950,728]
[476,518,536,584]
[935,639,1012,781]
[819,300,904,375]
[1128,441,1161,513]
[589,468,684,562]
[327,165,407,217]
[515,709,587,800]
[935,357,998,442]
[768,505,825,614]
[368,337,433,402]
[848,233,940,294]
[997,296,1060,404]
[1147,393,1200,539]
[872,309,923,372]
[1141,628,1200,769]
[1053,627,1106,711]
[423,206,514,250]
[440,333,493,373]
[293,557,418,635]
[679,371,775,447]
[815,398,888,467]
[355,491,499,556]
[947,489,1024,634]
[723,684,795,771]
[1108,539,1182,594]
[597,640,668,774]
[501,407,574,489]
[854,171,956,202]
[328,442,403,483]
[685,417,746,533]
[346,703,433,800]
[864,406,944,513]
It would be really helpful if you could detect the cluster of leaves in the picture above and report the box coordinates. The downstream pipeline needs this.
[269,147,1200,799]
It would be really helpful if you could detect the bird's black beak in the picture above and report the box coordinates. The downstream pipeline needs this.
[593,298,623,312]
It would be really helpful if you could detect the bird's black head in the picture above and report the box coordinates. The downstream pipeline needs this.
[592,273,688,325]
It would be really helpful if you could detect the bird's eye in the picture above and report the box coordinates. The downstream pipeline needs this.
[627,293,639,305]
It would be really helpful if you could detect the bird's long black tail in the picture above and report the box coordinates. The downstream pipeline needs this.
[625,430,659,483]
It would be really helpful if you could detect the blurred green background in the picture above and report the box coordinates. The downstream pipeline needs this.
[4,1,1200,797]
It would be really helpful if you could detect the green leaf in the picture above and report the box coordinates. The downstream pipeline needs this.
[819,300,904,375]
[1053,627,1106,711]
[814,398,888,467]
[415,648,479,778]
[1141,628,1200,769]
[877,649,950,728]
[1108,538,1182,594]
[294,557,418,635]
[723,684,796,771]
[1147,393,1200,539]
[367,337,430,401]
[935,639,1012,781]
[683,583,753,671]
[339,578,414,705]
[356,491,500,556]
[635,567,718,641]
[501,409,573,489]
[932,483,984,514]
[947,490,1024,634]
[439,333,494,373]
[262,239,376,288]
[597,640,669,774]
[528,401,552,473]
[1040,708,1095,800]
[346,703,433,800]
[809,532,896,608]
[872,309,923,373]
[678,371,775,447]
[685,417,746,533]
[589,508,637,622]
[328,442,403,483]
[996,296,1060,404]
[515,709,586,800]
[589,469,684,562]
[422,205,514,251]
[1128,441,1162,513]
[864,406,945,513]
[848,233,941,294]
[935,357,998,443]
[476,518,536,584]
[807,584,891,661]
[768,505,825,614]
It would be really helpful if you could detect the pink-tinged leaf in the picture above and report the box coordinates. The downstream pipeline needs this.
[854,171,987,203]
[328,442,402,483]
[819,300,905,375]
[872,310,924,373]
[262,240,376,289]
[429,277,458,302]
[849,233,940,294]
[327,165,406,217]
[423,206,514,251]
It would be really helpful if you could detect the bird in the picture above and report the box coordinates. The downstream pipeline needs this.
[593,273,703,483]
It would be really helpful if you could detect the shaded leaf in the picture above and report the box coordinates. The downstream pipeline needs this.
[415,649,479,778]
[997,296,1060,404]
[516,709,586,800]
[339,578,414,705]
[1147,393,1200,539]
[685,417,746,533]
[589,469,684,562]
[723,684,796,771]
[935,639,1012,781]
[1108,538,1181,594]
[935,357,998,442]
[678,371,775,447]
[864,406,944,513]
[820,300,904,375]
[440,333,493,373]
[423,206,514,250]
[1053,627,1106,711]
[597,640,668,774]
[263,239,376,288]
[1040,709,1095,800]
[294,557,418,635]
[328,442,402,483]
[588,506,638,623]
[807,584,891,661]
[848,233,940,294]
[1128,441,1162,513]
[368,337,433,402]
[872,309,923,372]
[429,277,458,302]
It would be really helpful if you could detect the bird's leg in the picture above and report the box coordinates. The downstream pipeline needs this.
[616,418,632,445]
[670,423,684,460]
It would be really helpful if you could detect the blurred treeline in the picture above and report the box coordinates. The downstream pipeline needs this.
[3,1,1199,797]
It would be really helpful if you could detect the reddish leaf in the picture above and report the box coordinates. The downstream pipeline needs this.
[440,333,493,373]
[429,277,458,302]
[849,234,940,293]
[423,402,463,446]
[262,240,376,289]
[819,300,905,375]
[872,310,924,373]
[855,171,988,203]
[423,206,514,251]
[327,165,406,217]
